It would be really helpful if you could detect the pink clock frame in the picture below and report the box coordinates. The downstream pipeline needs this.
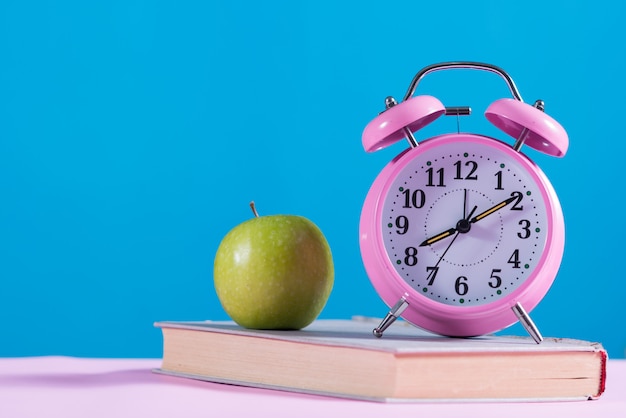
[359,133,565,338]
[358,62,569,340]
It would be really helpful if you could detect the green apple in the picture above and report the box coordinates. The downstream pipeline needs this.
[213,202,334,330]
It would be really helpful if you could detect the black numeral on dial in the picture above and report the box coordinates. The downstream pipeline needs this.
[402,189,426,208]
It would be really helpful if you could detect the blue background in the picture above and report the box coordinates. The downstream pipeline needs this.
[1,0,624,359]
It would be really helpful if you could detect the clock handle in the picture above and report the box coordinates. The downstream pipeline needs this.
[402,61,524,102]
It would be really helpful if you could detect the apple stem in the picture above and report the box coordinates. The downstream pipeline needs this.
[249,201,259,218]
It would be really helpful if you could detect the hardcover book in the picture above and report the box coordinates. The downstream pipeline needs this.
[154,318,606,402]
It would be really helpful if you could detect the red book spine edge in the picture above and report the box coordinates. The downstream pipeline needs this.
[591,349,608,399]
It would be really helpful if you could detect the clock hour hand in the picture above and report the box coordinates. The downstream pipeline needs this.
[470,195,517,224]
[419,228,456,247]
[419,205,478,247]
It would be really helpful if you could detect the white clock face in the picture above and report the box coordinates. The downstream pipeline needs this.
[381,137,550,307]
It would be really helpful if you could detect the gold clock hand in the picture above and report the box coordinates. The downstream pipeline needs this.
[419,228,456,247]
[419,206,478,247]
[470,195,517,223]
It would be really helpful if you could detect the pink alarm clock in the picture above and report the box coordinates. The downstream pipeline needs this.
[359,62,568,343]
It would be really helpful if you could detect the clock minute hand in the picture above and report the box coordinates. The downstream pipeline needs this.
[470,195,517,223]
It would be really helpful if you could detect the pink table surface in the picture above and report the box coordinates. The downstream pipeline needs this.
[1,357,624,418]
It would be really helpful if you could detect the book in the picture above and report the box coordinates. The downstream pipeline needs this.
[153,318,607,402]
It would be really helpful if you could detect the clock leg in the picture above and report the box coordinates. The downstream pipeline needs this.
[373,296,409,338]
[512,302,544,344]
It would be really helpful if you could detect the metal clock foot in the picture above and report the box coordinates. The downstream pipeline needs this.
[512,302,544,344]
[373,296,409,338]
